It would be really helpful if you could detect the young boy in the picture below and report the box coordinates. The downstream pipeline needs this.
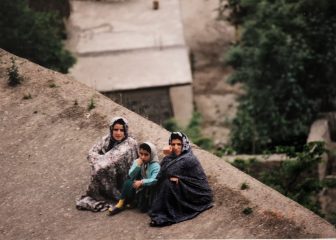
[108,142,160,215]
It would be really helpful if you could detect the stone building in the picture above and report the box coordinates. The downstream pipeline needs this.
[66,0,193,126]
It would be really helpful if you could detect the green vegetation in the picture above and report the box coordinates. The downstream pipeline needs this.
[232,141,326,216]
[218,0,336,153]
[163,112,213,151]
[232,158,260,175]
[240,182,249,190]
[88,98,96,111]
[7,58,23,86]
[0,0,75,73]
[49,82,57,88]
[242,207,253,215]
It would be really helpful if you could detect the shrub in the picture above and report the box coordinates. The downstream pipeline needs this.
[88,98,96,111]
[7,58,23,86]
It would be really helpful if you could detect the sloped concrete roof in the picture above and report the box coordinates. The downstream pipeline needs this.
[70,46,192,92]
[1,49,335,239]
[67,0,192,91]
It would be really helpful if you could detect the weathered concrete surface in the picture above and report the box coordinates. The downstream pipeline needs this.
[66,0,193,127]
[1,50,336,239]
[68,0,186,54]
[66,0,192,91]
[69,47,192,92]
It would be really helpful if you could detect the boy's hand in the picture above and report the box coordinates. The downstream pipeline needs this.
[163,146,172,156]
[133,180,143,189]
[136,158,143,166]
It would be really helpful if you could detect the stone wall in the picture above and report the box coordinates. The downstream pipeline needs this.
[104,87,173,126]
[308,114,336,224]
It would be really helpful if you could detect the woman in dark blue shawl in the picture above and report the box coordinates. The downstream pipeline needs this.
[149,132,213,227]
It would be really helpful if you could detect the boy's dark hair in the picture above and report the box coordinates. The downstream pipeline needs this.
[113,118,126,127]
[139,143,151,154]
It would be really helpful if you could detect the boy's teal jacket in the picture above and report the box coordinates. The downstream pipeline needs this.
[128,141,160,187]
[128,160,160,186]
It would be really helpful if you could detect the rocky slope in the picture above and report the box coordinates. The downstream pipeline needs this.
[1,49,335,239]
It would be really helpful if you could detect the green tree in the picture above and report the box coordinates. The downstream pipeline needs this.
[220,0,336,153]
[0,0,75,73]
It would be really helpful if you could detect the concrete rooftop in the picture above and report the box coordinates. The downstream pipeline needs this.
[67,0,192,91]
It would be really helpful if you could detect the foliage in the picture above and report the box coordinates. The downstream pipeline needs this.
[240,182,249,190]
[88,98,96,111]
[215,145,236,157]
[232,157,259,175]
[49,82,57,88]
[163,112,214,151]
[231,141,326,216]
[0,0,75,73]
[219,0,336,153]
[7,58,23,86]
[242,207,253,215]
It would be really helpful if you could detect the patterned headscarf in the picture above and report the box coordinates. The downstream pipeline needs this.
[107,116,129,150]
[109,116,129,140]
[168,131,191,153]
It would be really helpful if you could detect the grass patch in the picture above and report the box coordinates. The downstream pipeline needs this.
[88,97,96,111]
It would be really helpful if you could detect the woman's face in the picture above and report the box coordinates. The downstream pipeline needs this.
[112,123,125,141]
[171,138,182,156]
[139,148,151,163]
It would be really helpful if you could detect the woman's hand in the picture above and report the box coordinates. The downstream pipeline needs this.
[170,177,179,184]
[133,180,143,189]
[163,146,172,156]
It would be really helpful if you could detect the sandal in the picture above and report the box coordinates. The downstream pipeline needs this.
[107,207,123,216]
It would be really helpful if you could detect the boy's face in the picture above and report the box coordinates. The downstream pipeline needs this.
[139,148,151,163]
[171,138,182,156]
[112,123,125,141]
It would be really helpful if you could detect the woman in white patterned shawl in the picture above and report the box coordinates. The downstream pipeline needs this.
[76,117,138,212]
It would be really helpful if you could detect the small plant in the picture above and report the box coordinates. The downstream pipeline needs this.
[163,112,214,151]
[22,93,32,100]
[215,145,236,157]
[240,182,249,190]
[7,58,23,86]
[49,82,57,88]
[88,97,96,111]
[242,207,253,215]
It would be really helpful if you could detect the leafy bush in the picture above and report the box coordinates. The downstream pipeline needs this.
[219,0,336,153]
[231,141,326,216]
[7,58,23,86]
[0,0,75,73]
